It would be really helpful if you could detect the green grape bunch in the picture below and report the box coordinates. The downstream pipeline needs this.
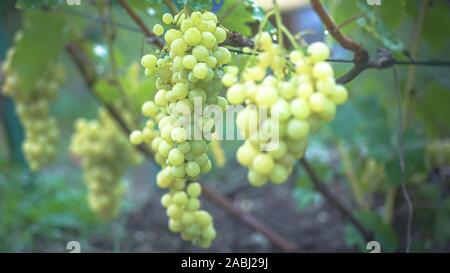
[71,110,141,221]
[224,32,349,187]
[2,39,63,170]
[130,10,233,248]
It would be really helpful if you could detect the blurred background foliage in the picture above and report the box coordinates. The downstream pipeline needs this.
[0,0,449,252]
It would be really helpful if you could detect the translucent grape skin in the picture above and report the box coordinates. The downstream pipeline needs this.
[252,153,274,175]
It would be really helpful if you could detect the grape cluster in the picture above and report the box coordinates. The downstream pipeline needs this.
[224,32,348,187]
[71,110,140,221]
[160,182,216,248]
[131,11,233,247]
[2,46,62,170]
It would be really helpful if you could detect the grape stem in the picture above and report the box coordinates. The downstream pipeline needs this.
[65,42,298,253]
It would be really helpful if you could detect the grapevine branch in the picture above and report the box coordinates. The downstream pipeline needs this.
[65,42,298,253]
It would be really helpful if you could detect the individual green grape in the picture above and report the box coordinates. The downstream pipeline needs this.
[307,42,330,62]
[268,141,287,159]
[201,31,216,48]
[213,27,227,44]
[287,119,309,140]
[184,27,202,46]
[331,85,348,105]
[191,140,208,155]
[164,29,183,45]
[236,141,258,166]
[297,82,314,99]
[193,62,208,79]
[173,191,188,205]
[168,148,185,166]
[171,38,188,56]
[172,82,189,99]
[271,100,291,121]
[309,92,327,113]
[312,62,333,79]
[255,85,278,106]
[142,101,159,117]
[187,182,202,198]
[290,98,311,119]
[171,127,188,143]
[162,13,173,24]
[192,45,209,62]
[316,77,336,95]
[141,54,157,70]
[270,164,289,184]
[182,55,198,70]
[248,169,268,187]
[226,84,246,105]
[153,24,164,36]
[252,153,274,176]
[215,47,232,65]
[186,161,201,177]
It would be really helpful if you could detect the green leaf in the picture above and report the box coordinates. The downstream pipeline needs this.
[292,175,322,211]
[434,199,450,243]
[331,95,393,162]
[384,159,400,187]
[324,0,361,34]
[94,80,120,104]
[414,83,450,137]
[385,129,426,187]
[356,2,405,53]
[344,224,365,250]
[15,0,65,9]
[9,11,68,92]
[376,0,406,29]
[120,62,157,110]
[346,210,398,252]
[421,0,450,51]
[244,0,265,21]
[217,0,256,36]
